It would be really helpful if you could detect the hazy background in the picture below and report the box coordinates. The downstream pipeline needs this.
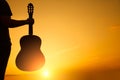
[5,0,120,80]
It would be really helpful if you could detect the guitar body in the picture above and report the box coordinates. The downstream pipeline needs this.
[16,35,45,71]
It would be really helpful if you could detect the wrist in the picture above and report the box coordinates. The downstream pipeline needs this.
[26,19,29,24]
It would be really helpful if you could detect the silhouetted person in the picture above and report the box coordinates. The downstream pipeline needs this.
[0,0,34,80]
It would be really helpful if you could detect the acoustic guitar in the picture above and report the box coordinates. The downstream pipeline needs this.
[16,3,45,71]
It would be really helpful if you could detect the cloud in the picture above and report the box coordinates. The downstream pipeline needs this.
[110,25,120,32]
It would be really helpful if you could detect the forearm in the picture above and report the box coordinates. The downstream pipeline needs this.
[10,19,28,28]
[0,16,34,28]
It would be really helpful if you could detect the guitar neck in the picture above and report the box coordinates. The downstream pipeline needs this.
[28,3,34,35]
[29,19,33,35]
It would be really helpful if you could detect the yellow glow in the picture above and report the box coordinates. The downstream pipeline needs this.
[42,70,49,77]
[37,69,51,80]
[4,1,120,80]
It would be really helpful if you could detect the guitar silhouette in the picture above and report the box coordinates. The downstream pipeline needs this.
[16,3,45,71]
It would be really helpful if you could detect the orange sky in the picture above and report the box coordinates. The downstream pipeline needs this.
[5,0,120,79]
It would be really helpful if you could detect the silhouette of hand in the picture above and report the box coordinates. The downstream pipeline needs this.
[26,18,34,25]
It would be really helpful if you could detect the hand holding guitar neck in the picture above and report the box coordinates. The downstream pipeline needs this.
[26,18,34,25]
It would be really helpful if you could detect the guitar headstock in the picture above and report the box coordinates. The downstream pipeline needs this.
[28,3,34,18]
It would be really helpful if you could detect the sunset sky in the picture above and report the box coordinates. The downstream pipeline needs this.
[5,0,120,80]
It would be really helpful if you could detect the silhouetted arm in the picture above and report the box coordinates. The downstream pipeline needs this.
[0,16,34,28]
[10,19,31,28]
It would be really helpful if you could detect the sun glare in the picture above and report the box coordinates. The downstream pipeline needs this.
[42,70,49,77]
